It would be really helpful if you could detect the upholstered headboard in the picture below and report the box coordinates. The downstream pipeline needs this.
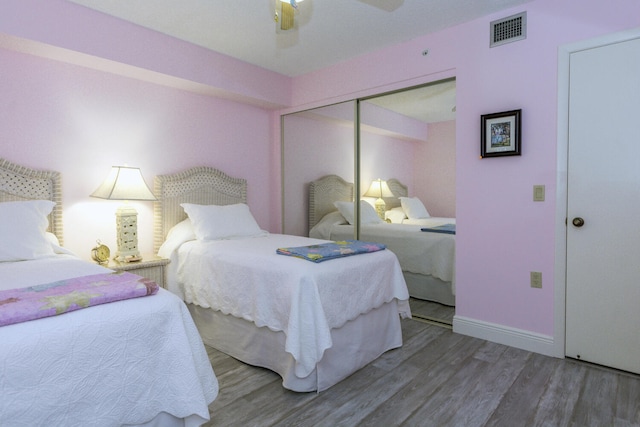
[153,166,247,254]
[0,158,63,244]
[308,175,410,232]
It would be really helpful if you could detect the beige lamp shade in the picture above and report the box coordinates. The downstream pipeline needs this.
[91,166,156,201]
[363,179,393,199]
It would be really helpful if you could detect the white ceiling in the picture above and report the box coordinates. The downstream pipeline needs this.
[67,0,530,78]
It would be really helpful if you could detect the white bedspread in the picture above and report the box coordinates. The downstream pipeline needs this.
[311,219,455,285]
[175,234,410,378]
[0,255,218,427]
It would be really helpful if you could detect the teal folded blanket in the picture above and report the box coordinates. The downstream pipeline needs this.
[276,240,386,263]
[421,224,456,234]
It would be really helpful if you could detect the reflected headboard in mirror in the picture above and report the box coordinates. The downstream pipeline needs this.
[385,178,408,210]
[0,158,63,244]
[308,175,411,232]
[308,175,353,233]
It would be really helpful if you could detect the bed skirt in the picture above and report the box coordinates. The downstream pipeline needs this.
[188,300,403,392]
[404,272,455,306]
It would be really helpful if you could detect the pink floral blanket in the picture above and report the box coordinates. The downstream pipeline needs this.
[0,271,158,327]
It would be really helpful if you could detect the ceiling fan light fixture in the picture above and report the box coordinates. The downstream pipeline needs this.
[276,0,304,31]
[280,0,304,6]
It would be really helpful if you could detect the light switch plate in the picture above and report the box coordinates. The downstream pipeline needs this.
[533,185,545,202]
[530,271,542,288]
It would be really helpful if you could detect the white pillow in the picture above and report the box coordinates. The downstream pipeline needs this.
[45,232,76,255]
[158,218,196,258]
[334,200,383,225]
[0,200,56,262]
[385,206,407,224]
[181,203,266,241]
[360,200,383,224]
[309,211,347,239]
[400,197,430,219]
[334,201,355,224]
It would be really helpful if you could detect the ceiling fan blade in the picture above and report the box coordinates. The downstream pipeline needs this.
[356,0,404,12]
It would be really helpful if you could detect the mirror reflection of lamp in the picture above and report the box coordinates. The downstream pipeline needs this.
[90,166,156,262]
[364,178,393,219]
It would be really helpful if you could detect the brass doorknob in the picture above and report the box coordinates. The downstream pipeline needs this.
[572,217,585,227]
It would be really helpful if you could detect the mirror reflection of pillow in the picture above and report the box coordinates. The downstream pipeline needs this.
[399,197,430,219]
[334,200,383,225]
[385,207,407,224]
[360,200,383,224]
[309,211,347,239]
[334,201,355,224]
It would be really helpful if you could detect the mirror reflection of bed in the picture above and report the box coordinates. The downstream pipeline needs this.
[308,175,455,326]
[282,78,456,326]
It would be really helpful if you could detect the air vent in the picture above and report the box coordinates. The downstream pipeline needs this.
[490,12,526,47]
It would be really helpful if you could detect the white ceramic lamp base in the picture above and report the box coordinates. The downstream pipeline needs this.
[115,205,142,262]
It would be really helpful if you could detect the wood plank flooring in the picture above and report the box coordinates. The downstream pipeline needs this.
[204,318,640,426]
[409,297,454,326]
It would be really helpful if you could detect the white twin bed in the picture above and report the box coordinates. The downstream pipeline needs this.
[0,159,217,427]
[308,174,456,306]
[153,166,411,392]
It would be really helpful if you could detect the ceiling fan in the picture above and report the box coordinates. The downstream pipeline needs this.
[274,0,403,32]
[274,0,304,31]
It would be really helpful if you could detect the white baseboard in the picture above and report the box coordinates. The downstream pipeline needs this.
[453,315,563,358]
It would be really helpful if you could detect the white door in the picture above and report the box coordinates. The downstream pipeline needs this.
[565,36,640,374]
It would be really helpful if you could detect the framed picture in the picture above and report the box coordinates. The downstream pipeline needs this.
[480,109,521,158]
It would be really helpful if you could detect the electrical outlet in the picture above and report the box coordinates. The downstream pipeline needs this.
[530,271,542,288]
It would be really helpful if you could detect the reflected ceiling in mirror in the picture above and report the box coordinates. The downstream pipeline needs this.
[365,78,456,123]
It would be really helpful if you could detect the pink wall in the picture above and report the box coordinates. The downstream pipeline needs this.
[1,0,639,353]
[0,0,291,256]
[289,0,640,344]
[0,47,273,257]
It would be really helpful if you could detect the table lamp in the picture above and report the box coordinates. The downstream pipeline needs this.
[363,178,393,219]
[91,166,156,262]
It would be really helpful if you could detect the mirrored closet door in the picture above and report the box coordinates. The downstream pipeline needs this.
[281,79,456,325]
[282,100,356,237]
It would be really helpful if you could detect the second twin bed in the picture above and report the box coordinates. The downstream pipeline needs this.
[154,166,412,392]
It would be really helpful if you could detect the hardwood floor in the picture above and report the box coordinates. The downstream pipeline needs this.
[204,318,640,427]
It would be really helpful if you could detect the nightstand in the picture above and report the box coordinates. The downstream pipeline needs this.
[108,255,170,289]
